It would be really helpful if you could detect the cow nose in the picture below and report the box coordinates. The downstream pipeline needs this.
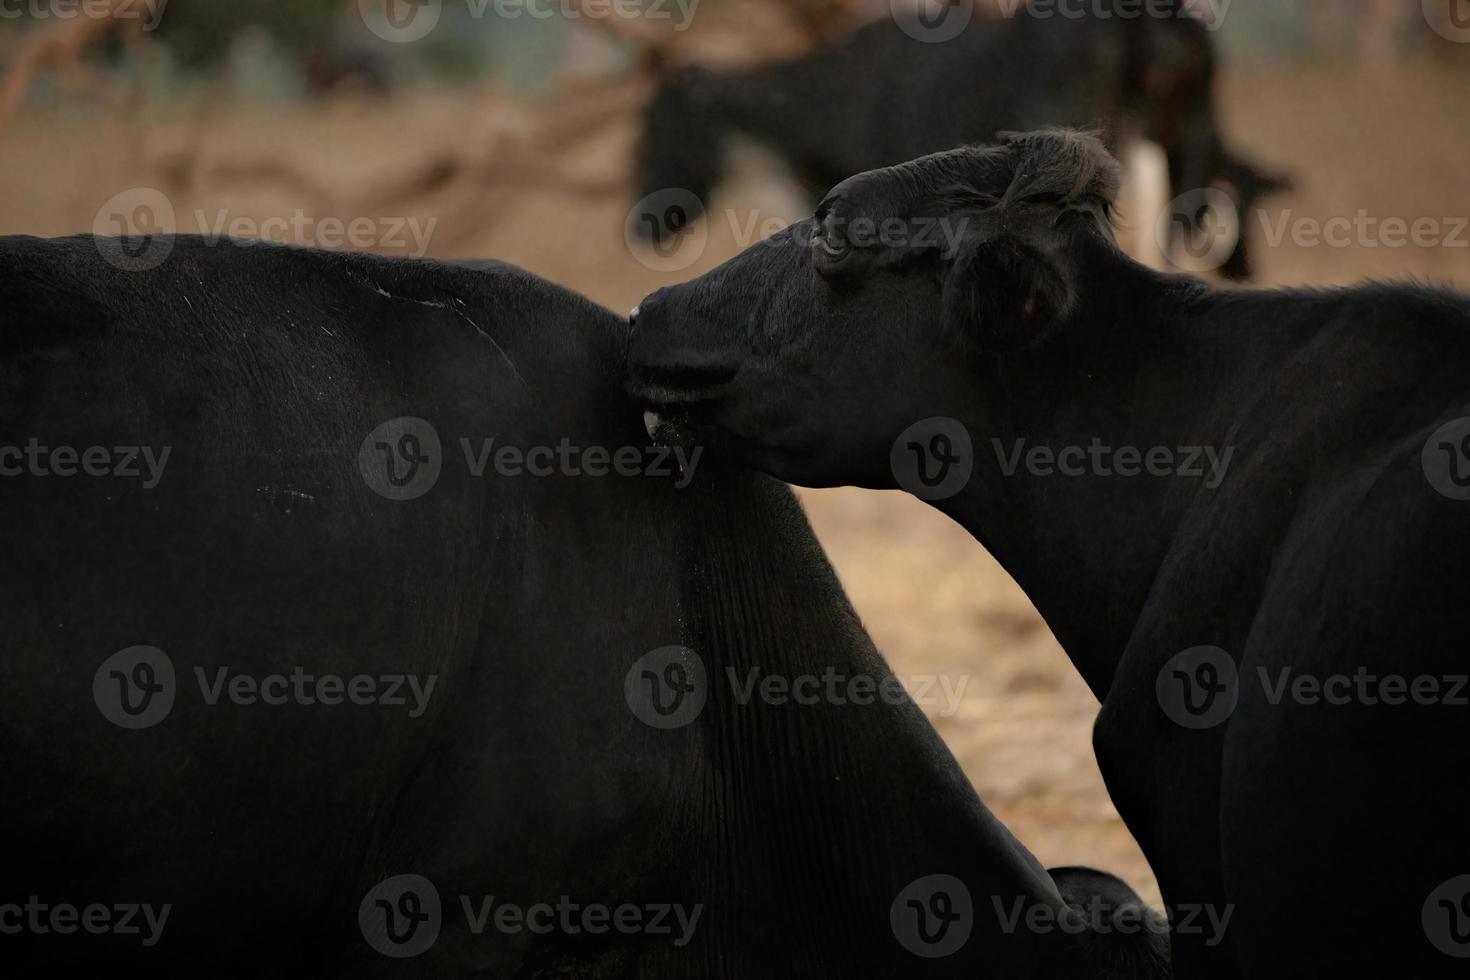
[634,288,670,328]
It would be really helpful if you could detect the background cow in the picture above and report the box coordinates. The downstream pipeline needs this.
[633,2,1289,280]
[0,235,1168,977]
[627,130,1470,978]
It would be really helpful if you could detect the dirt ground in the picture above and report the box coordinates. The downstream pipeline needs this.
[4,58,1468,907]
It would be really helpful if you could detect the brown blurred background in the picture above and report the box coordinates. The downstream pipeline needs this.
[4,0,1469,905]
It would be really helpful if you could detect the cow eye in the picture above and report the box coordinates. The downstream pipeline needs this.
[811,228,855,280]
[816,233,847,257]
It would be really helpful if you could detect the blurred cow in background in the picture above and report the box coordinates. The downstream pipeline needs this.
[634,0,1290,280]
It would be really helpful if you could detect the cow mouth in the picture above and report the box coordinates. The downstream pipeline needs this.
[636,399,719,454]
[633,389,721,446]
[628,359,734,410]
[626,369,731,450]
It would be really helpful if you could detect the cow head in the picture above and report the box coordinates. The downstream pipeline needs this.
[626,130,1120,489]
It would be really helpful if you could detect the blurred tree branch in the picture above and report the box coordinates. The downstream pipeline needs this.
[0,0,140,131]
[0,0,881,253]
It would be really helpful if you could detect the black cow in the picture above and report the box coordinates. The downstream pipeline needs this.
[634,1,1287,280]
[627,130,1470,978]
[0,235,1168,978]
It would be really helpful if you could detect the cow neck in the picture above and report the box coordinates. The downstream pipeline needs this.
[680,475,1078,959]
[933,239,1279,699]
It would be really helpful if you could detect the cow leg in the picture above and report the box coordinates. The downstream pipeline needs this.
[1120,138,1171,272]
[1094,688,1242,980]
[1221,458,1470,977]
[1221,679,1470,976]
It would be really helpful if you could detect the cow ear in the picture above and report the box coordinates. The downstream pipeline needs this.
[937,130,1116,352]
[942,235,1072,353]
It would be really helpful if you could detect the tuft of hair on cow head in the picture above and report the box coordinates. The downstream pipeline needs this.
[940,129,1121,353]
